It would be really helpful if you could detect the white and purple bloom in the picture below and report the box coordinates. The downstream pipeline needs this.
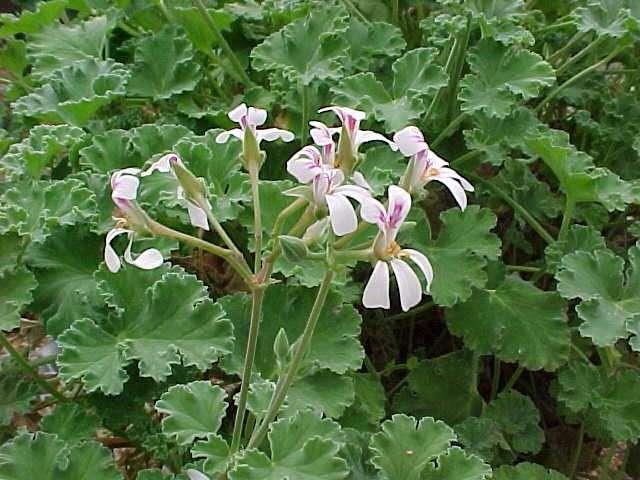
[105,169,163,273]
[393,126,473,210]
[361,186,433,312]
[215,103,294,145]
[319,106,397,154]
[141,153,210,231]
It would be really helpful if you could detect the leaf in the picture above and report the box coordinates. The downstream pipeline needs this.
[0,232,24,276]
[0,0,68,37]
[0,432,122,480]
[526,129,637,210]
[128,26,202,100]
[1,124,86,179]
[332,48,447,130]
[343,19,406,71]
[0,374,38,426]
[422,206,501,307]
[493,463,567,480]
[220,285,363,379]
[421,447,491,480]
[556,245,640,347]
[229,410,348,480]
[448,275,570,370]
[572,0,631,38]
[58,266,234,394]
[460,40,555,118]
[24,227,103,335]
[340,372,386,429]
[283,370,355,419]
[28,15,115,77]
[156,381,228,446]
[369,414,457,480]
[0,38,28,77]
[251,5,349,85]
[173,6,235,56]
[12,59,130,126]
[393,349,482,425]
[192,434,231,476]
[0,267,37,331]
[41,404,101,445]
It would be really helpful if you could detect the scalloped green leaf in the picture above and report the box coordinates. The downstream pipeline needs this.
[27,15,115,77]
[283,370,355,419]
[0,0,68,37]
[421,447,491,480]
[192,434,231,477]
[369,414,457,480]
[1,124,86,179]
[220,284,363,379]
[556,245,640,347]
[460,40,555,118]
[340,372,386,430]
[0,432,122,480]
[58,267,233,395]
[343,19,406,71]
[41,403,101,445]
[12,59,129,126]
[0,373,38,426]
[0,267,37,332]
[156,381,228,446]
[229,410,347,480]
[422,206,501,307]
[0,232,24,276]
[251,4,349,85]
[127,26,202,100]
[448,275,570,371]
[173,6,235,56]
[493,463,567,480]
[572,0,631,38]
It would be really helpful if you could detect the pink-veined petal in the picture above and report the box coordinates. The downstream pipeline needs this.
[257,128,295,143]
[318,105,366,122]
[287,156,322,184]
[354,130,397,150]
[390,258,422,312]
[363,261,390,309]
[403,248,433,290]
[333,184,371,204]
[387,185,411,227]
[247,106,267,126]
[104,228,129,273]
[351,171,372,191]
[425,149,449,169]
[123,236,163,270]
[215,129,243,144]
[111,175,139,201]
[393,126,428,156]
[186,469,210,480]
[434,176,468,210]
[186,201,209,230]
[228,103,248,123]
[438,167,474,191]
[111,167,141,187]
[360,197,387,228]
[309,121,338,146]
[326,193,358,236]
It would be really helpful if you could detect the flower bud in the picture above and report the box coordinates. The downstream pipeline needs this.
[171,157,207,205]
[114,198,150,232]
[279,235,309,262]
[335,125,356,175]
[273,328,291,374]
[242,126,262,170]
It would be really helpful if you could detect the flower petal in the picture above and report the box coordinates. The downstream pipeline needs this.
[257,128,295,143]
[319,105,366,122]
[387,185,411,228]
[111,175,139,201]
[186,469,210,480]
[351,171,372,191]
[354,130,397,150]
[434,176,468,210]
[124,237,164,270]
[403,248,433,290]
[287,157,322,184]
[425,149,448,168]
[390,258,422,312]
[104,228,129,273]
[360,197,387,228]
[393,126,427,156]
[247,106,267,126]
[215,129,243,144]
[141,153,178,177]
[309,121,339,146]
[439,167,474,191]
[363,260,390,309]
[186,201,209,230]
[326,192,358,236]
[228,103,248,123]
[333,184,371,204]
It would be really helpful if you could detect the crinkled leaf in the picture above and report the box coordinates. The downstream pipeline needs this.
[12,59,129,126]
[460,40,555,118]
[229,410,347,480]
[41,403,101,445]
[58,266,233,394]
[192,434,231,476]
[572,0,632,38]
[0,232,24,276]
[173,6,235,56]
[0,374,38,426]
[0,267,37,332]
[493,463,567,480]
[343,19,406,71]
[0,38,28,77]
[340,372,386,430]
[283,370,355,419]
[251,5,349,85]
[369,414,456,480]
[421,447,491,480]
[0,0,68,37]
[128,26,202,100]
[448,275,570,370]
[556,245,640,347]
[156,381,228,445]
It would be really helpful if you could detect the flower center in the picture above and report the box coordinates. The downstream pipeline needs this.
[385,241,402,258]
[423,166,439,180]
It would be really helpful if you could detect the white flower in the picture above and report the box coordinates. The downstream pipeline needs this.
[215,103,294,144]
[185,470,209,480]
[110,167,141,202]
[319,105,397,152]
[393,126,474,210]
[141,153,210,230]
[312,169,371,236]
[360,185,433,312]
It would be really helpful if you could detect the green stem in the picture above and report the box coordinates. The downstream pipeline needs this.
[490,356,501,401]
[536,20,575,34]
[558,198,575,242]
[248,270,335,449]
[230,287,265,454]
[451,150,483,166]
[202,203,245,261]
[0,332,66,403]
[464,172,556,244]
[391,0,399,26]
[468,352,480,416]
[299,83,309,147]
[248,165,263,273]
[192,0,253,87]
[432,112,468,148]
[446,15,472,122]
[536,45,627,113]
[556,36,606,75]
[506,265,543,273]
[425,35,458,121]
[548,31,587,64]
[340,0,371,25]
[569,422,585,479]
[503,365,525,391]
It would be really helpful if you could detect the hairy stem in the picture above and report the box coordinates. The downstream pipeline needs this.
[445,15,472,123]
[299,83,309,147]
[248,164,263,273]
[490,356,501,401]
[503,365,525,391]
[569,422,585,479]
[0,332,66,403]
[558,197,575,242]
[248,270,335,449]
[556,36,606,75]
[432,112,468,148]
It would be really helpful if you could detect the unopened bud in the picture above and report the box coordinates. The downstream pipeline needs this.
[171,159,206,205]
[274,328,290,373]
[114,198,149,232]
[279,235,309,262]
[335,125,356,175]
[242,127,262,169]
